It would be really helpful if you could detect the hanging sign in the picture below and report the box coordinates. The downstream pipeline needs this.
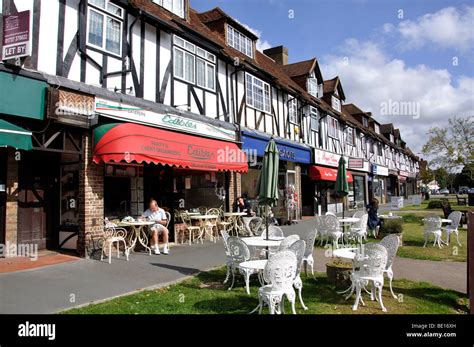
[2,11,32,61]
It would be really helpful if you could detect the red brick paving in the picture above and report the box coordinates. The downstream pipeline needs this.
[0,253,79,274]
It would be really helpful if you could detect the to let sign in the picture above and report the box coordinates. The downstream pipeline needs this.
[2,11,31,61]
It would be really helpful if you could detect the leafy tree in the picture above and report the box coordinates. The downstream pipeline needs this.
[422,116,474,179]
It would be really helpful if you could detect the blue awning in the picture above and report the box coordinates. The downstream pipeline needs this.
[241,129,312,164]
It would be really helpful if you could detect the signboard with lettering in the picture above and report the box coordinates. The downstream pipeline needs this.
[95,98,236,142]
[2,11,31,61]
[314,148,341,168]
[348,158,364,169]
[372,164,389,176]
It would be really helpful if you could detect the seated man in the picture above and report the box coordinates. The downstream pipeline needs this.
[233,196,253,217]
[142,199,169,255]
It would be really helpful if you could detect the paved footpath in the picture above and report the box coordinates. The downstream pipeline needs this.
[0,219,467,313]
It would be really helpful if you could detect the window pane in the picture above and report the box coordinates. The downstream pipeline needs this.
[88,10,104,48]
[89,0,105,9]
[173,0,184,17]
[174,48,184,78]
[174,37,185,47]
[106,17,121,55]
[196,47,206,58]
[185,41,195,53]
[264,85,270,112]
[207,52,216,62]
[246,75,253,106]
[107,2,122,17]
[206,64,215,90]
[196,59,205,87]
[184,52,195,83]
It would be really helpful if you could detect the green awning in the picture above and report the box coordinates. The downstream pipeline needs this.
[0,119,33,150]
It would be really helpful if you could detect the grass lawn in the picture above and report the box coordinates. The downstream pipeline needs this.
[63,268,468,315]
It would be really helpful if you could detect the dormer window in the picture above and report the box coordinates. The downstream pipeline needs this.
[310,107,319,131]
[308,77,318,97]
[362,117,368,127]
[389,134,394,143]
[328,116,339,138]
[227,25,254,58]
[153,0,185,18]
[374,123,380,134]
[331,96,341,112]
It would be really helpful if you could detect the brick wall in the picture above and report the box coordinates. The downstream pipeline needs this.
[78,133,104,257]
[227,172,242,211]
[5,149,18,250]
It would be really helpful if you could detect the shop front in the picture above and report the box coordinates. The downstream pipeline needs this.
[369,164,389,204]
[92,120,248,241]
[311,148,365,214]
[347,158,370,210]
[387,169,399,199]
[309,165,354,214]
[240,129,312,223]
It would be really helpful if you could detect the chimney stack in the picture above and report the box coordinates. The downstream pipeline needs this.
[263,46,288,65]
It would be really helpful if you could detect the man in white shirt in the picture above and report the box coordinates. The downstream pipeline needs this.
[142,199,169,255]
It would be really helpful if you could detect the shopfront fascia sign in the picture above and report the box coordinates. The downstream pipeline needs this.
[398,170,413,178]
[49,89,95,128]
[95,98,236,142]
[371,164,389,176]
[348,158,370,172]
[2,11,32,61]
[314,148,340,168]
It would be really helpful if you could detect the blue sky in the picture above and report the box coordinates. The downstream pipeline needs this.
[192,0,474,154]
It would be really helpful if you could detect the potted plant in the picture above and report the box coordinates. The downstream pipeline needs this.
[380,219,404,245]
[326,258,353,289]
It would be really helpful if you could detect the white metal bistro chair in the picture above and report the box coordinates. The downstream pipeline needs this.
[278,234,300,251]
[324,214,343,248]
[352,210,366,219]
[344,214,369,244]
[314,216,328,246]
[261,225,284,239]
[227,237,259,294]
[302,228,317,278]
[350,243,388,312]
[257,251,298,314]
[206,208,221,242]
[325,211,337,217]
[289,239,308,310]
[442,211,462,246]
[379,234,400,299]
[423,215,443,248]
[181,213,203,245]
[221,230,233,285]
[100,219,129,264]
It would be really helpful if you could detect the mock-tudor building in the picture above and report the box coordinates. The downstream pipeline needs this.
[0,0,419,256]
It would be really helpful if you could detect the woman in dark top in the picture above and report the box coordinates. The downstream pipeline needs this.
[366,198,382,235]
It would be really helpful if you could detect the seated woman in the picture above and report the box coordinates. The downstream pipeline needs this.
[366,198,382,238]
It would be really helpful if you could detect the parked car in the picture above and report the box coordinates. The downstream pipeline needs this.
[439,188,449,195]
[459,186,469,194]
[468,188,474,194]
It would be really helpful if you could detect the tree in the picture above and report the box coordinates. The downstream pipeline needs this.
[422,116,474,179]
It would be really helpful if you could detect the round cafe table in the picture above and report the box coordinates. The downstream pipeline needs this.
[189,214,219,241]
[338,217,360,244]
[332,247,359,295]
[224,212,248,235]
[238,259,268,295]
[241,236,283,248]
[119,221,155,255]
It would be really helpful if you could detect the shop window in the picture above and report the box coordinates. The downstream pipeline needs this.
[87,0,124,56]
[246,73,271,113]
[328,116,338,138]
[174,36,216,91]
[288,97,297,124]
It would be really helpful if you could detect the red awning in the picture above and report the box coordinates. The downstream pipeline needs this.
[309,166,353,183]
[93,123,248,173]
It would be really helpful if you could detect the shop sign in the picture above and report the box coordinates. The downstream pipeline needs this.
[398,170,410,177]
[49,89,94,128]
[314,148,340,168]
[2,11,31,61]
[372,164,389,176]
[95,98,236,142]
[348,158,364,168]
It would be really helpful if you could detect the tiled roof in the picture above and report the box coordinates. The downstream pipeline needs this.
[282,58,316,77]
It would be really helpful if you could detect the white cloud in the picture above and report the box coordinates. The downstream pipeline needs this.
[396,6,474,53]
[321,39,474,154]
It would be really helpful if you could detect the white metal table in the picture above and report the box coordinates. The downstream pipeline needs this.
[224,212,248,235]
[239,259,268,294]
[189,214,219,241]
[119,221,155,255]
[242,236,283,248]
